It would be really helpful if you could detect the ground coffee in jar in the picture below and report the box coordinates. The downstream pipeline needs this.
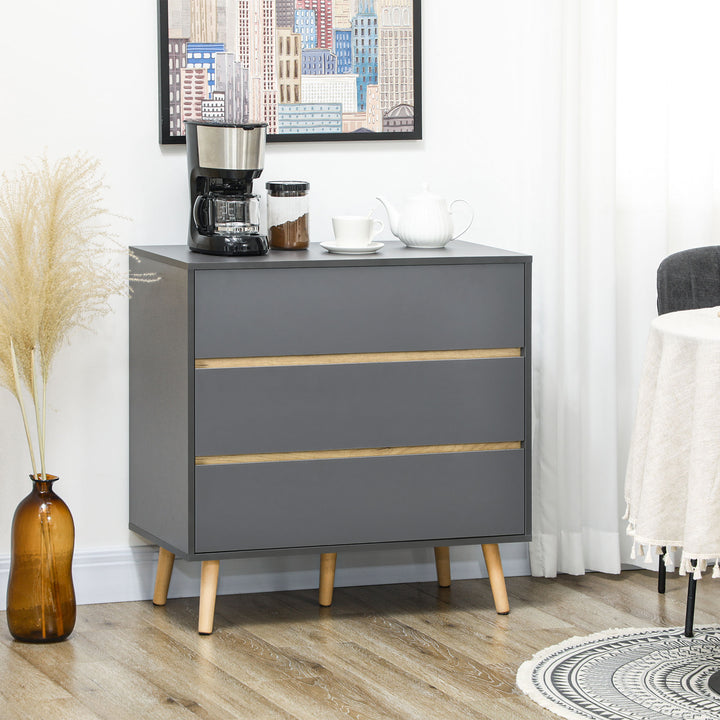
[266,181,310,250]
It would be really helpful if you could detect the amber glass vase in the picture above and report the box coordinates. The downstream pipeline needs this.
[6,475,76,642]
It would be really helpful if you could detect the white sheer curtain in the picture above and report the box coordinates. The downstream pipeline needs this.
[521,0,622,577]
[521,1,720,577]
[615,1,720,569]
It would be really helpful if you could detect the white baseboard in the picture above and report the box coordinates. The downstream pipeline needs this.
[0,543,531,610]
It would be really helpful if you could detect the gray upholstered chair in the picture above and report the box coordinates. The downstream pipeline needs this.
[657,245,720,315]
[655,246,720,635]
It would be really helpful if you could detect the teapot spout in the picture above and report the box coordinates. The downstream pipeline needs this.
[376,196,399,236]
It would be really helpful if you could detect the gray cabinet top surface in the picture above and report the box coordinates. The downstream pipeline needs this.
[132,240,531,270]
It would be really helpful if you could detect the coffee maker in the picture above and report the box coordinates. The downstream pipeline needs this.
[186,120,269,256]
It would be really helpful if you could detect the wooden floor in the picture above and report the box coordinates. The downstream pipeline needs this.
[1,569,719,719]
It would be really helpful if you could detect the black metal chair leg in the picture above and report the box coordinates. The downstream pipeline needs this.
[684,559,698,638]
[658,546,667,594]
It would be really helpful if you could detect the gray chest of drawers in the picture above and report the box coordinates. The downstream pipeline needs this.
[129,240,531,632]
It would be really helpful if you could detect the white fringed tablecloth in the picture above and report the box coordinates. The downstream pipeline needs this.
[624,306,720,577]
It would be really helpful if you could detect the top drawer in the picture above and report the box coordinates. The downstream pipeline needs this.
[194,262,526,358]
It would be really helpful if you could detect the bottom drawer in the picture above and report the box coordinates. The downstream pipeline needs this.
[194,450,525,553]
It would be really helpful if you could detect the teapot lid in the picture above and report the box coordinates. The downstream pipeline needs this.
[415,183,444,202]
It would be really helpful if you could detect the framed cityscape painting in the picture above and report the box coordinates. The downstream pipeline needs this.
[158,0,422,144]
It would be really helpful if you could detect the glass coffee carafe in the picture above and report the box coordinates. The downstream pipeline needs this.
[192,192,260,238]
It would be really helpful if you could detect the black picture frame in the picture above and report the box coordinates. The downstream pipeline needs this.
[158,0,422,144]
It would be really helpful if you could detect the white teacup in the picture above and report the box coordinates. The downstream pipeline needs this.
[332,216,384,247]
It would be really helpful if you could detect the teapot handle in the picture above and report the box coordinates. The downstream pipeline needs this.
[449,199,474,241]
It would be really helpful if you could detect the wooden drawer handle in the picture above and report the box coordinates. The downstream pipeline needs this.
[196,348,522,369]
[196,441,522,466]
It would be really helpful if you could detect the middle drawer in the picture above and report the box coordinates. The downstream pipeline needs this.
[195,357,524,456]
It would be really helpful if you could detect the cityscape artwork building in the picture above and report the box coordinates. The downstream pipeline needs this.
[164,0,417,138]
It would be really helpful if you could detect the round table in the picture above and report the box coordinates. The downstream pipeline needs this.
[625,306,720,566]
[625,306,720,652]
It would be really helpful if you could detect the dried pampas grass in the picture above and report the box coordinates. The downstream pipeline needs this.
[0,153,143,480]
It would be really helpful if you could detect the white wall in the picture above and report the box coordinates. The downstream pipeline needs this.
[0,0,538,606]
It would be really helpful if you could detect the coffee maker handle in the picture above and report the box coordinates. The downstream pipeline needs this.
[193,195,214,235]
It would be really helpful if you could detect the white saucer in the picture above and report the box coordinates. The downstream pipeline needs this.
[321,241,383,255]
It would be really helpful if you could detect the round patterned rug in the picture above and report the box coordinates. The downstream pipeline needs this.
[516,626,720,720]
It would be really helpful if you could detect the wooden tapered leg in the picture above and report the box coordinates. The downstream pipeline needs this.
[319,553,337,607]
[481,543,510,614]
[152,547,175,606]
[434,546,451,587]
[198,560,220,635]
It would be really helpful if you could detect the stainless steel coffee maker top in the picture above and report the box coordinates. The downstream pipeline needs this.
[188,121,266,171]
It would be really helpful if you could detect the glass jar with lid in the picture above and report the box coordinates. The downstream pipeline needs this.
[266,181,310,250]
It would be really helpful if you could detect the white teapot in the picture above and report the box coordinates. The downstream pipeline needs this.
[376,184,473,248]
